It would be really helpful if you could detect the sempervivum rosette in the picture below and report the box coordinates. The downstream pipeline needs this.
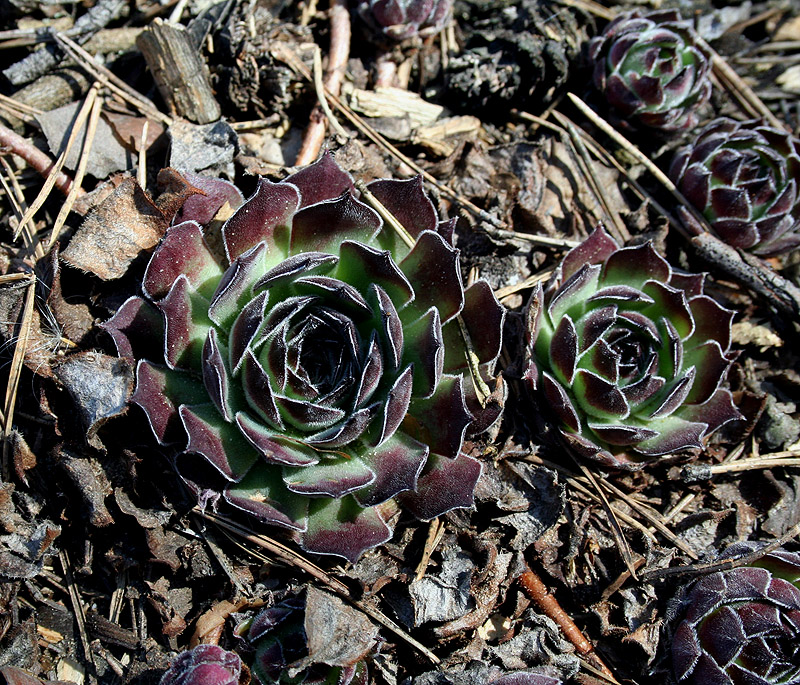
[669,118,800,256]
[103,153,504,562]
[672,543,800,684]
[522,227,741,470]
[358,0,452,42]
[160,645,241,685]
[588,10,711,132]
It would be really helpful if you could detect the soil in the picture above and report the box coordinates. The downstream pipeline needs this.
[0,1,799,684]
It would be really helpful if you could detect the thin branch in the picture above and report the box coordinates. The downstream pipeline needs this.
[0,123,80,197]
[295,0,351,165]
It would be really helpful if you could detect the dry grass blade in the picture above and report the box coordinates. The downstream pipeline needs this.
[1,274,36,480]
[696,35,785,130]
[415,517,446,580]
[53,32,172,125]
[572,457,639,579]
[552,111,630,243]
[566,92,708,236]
[45,89,104,252]
[271,43,508,231]
[14,84,99,242]
[595,478,699,560]
[194,508,442,665]
[641,519,800,582]
[59,549,96,668]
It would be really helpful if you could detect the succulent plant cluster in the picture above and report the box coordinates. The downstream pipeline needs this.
[104,153,503,562]
[160,645,241,685]
[670,118,800,256]
[235,596,368,685]
[672,543,800,684]
[357,0,452,42]
[588,9,712,132]
[523,227,741,469]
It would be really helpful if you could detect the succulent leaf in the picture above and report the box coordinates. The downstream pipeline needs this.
[588,10,711,132]
[160,645,241,685]
[111,155,503,561]
[670,118,800,256]
[358,0,452,43]
[523,226,741,469]
[672,544,800,684]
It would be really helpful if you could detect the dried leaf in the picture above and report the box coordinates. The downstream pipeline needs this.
[62,179,167,280]
[54,352,134,450]
[36,101,132,178]
[291,586,378,672]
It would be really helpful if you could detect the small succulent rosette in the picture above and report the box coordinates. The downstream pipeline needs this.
[104,153,504,562]
[235,597,368,685]
[670,118,800,257]
[587,9,711,132]
[160,645,242,685]
[358,0,452,42]
[672,543,800,684]
[522,227,741,470]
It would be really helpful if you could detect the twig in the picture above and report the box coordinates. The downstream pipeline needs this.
[193,508,441,665]
[2,0,127,86]
[295,0,351,165]
[519,566,619,683]
[641,519,800,582]
[0,123,80,198]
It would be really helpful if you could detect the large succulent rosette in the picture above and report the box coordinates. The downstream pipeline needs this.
[522,227,741,469]
[587,10,711,132]
[672,543,800,684]
[103,153,504,561]
[358,0,452,42]
[669,118,800,257]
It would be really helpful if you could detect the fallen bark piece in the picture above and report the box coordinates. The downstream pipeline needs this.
[137,19,221,124]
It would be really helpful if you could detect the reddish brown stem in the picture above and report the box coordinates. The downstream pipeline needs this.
[0,123,80,197]
[519,568,616,680]
[295,0,351,166]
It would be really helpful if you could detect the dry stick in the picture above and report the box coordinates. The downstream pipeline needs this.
[595,478,699,560]
[46,89,104,251]
[272,43,507,231]
[14,84,99,243]
[552,111,630,243]
[571,457,638,579]
[1,275,36,480]
[567,92,800,318]
[696,35,785,131]
[194,508,442,665]
[641,519,800,583]
[0,123,80,198]
[295,0,351,165]
[53,32,173,125]
[519,567,619,683]
[59,549,97,669]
